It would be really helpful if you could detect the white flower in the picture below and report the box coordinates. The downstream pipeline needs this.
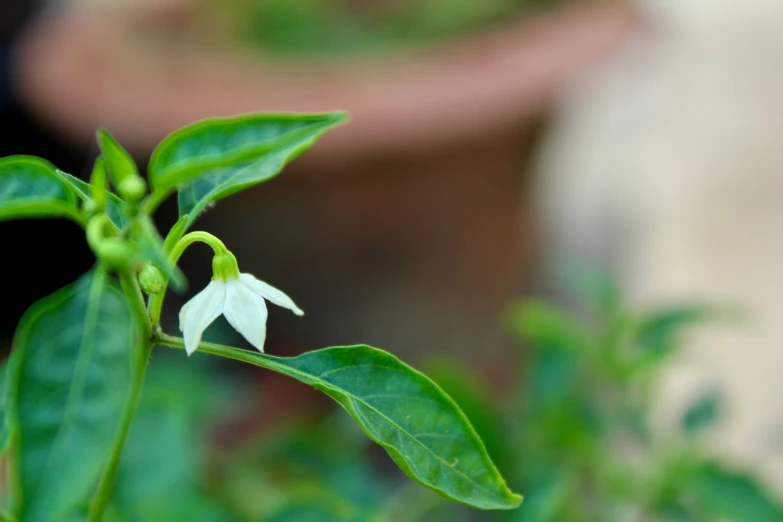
[179,271,304,356]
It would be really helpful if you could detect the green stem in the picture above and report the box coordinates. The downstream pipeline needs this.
[157,333,266,365]
[139,189,169,217]
[87,271,154,522]
[120,270,153,339]
[148,232,228,328]
[155,334,296,378]
[65,207,90,228]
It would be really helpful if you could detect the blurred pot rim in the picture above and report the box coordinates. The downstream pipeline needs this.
[13,1,638,163]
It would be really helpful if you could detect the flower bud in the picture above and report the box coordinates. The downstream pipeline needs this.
[139,264,165,294]
[82,199,98,216]
[118,176,147,202]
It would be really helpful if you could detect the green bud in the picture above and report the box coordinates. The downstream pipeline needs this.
[86,215,142,270]
[139,264,165,294]
[118,176,147,202]
[82,199,98,216]
[97,129,148,202]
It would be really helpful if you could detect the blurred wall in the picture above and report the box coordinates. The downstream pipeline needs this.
[537,0,783,489]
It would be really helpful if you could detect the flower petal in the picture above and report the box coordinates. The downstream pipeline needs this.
[224,279,269,352]
[239,273,304,316]
[179,280,226,356]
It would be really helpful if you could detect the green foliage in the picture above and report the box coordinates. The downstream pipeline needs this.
[109,359,234,522]
[96,130,142,198]
[202,268,783,522]
[500,272,781,522]
[691,463,783,522]
[635,306,707,357]
[8,272,136,522]
[200,0,561,58]
[680,391,721,436]
[221,410,388,520]
[420,360,508,470]
[55,169,126,230]
[161,340,521,510]
[147,112,346,227]
[3,103,777,522]
[0,110,519,520]
[0,156,81,222]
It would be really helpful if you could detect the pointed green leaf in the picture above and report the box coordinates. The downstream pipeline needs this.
[147,112,347,225]
[636,306,709,359]
[97,130,139,185]
[88,157,109,209]
[8,271,137,522]
[169,341,522,510]
[0,156,81,222]
[421,360,507,469]
[681,391,721,436]
[55,169,127,230]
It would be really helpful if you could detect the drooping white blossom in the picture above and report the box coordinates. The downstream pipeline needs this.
[179,260,303,355]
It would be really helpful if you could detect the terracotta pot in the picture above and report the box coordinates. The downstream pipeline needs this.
[14,1,636,162]
[13,1,638,376]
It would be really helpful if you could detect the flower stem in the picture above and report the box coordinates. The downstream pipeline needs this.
[147,231,229,328]
[87,270,154,522]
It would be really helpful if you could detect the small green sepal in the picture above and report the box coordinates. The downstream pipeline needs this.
[212,252,240,282]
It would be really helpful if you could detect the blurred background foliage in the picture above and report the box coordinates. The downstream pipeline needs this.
[149,0,568,58]
[100,268,783,522]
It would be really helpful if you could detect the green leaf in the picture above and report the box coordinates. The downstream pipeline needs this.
[8,271,137,522]
[507,300,586,353]
[0,156,81,222]
[55,169,127,230]
[110,358,232,522]
[421,360,507,470]
[147,112,347,224]
[636,306,709,361]
[680,391,721,436]
[167,341,522,510]
[692,463,783,522]
[97,130,139,184]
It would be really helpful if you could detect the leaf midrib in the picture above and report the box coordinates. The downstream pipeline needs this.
[28,274,106,507]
